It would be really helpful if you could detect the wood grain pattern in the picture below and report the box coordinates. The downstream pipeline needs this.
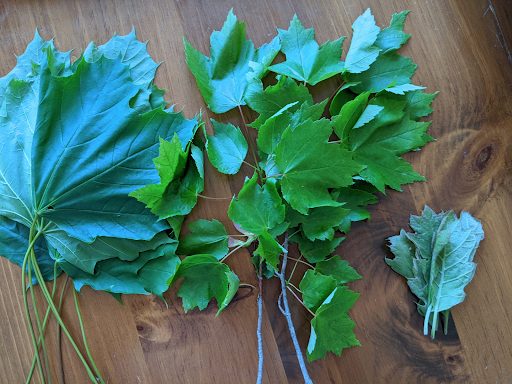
[0,0,511,383]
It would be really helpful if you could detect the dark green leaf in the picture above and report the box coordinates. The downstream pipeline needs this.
[228,173,285,235]
[175,254,239,314]
[178,219,228,260]
[315,255,361,283]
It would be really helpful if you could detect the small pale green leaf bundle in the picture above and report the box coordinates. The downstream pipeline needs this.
[386,206,484,338]
[0,30,203,382]
[183,7,437,367]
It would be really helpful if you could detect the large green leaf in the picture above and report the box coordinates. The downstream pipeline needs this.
[83,29,158,87]
[184,9,280,113]
[274,118,361,214]
[175,254,239,315]
[0,33,200,292]
[268,15,344,85]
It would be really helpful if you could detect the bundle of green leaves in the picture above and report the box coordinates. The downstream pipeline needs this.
[183,7,437,371]
[0,30,204,382]
[386,206,484,338]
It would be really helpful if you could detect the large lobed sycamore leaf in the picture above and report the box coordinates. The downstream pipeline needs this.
[184,9,280,113]
[0,31,200,296]
[386,206,484,338]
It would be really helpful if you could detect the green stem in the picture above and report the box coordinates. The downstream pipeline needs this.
[22,221,45,383]
[27,253,51,384]
[29,251,100,383]
[27,261,62,382]
[72,289,104,383]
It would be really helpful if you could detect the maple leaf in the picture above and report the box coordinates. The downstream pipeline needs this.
[274,118,361,214]
[268,15,345,85]
[184,9,280,113]
[175,254,239,315]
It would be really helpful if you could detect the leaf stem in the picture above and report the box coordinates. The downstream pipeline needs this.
[237,105,261,172]
[22,221,45,383]
[276,234,313,384]
[29,251,101,383]
[221,243,246,262]
[27,254,51,384]
[197,194,232,201]
[287,256,314,269]
[72,289,104,383]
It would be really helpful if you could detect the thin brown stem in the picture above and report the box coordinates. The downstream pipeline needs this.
[287,256,314,269]
[237,105,260,171]
[197,194,231,201]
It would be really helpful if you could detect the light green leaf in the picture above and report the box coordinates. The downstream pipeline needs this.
[268,15,345,85]
[386,83,425,95]
[386,207,484,338]
[275,119,361,213]
[175,254,240,314]
[228,173,285,235]
[300,270,337,312]
[353,105,384,128]
[246,76,312,128]
[184,10,280,113]
[307,286,360,361]
[178,219,228,260]
[344,8,380,74]
[331,92,369,140]
[206,119,248,174]
[404,90,438,119]
[375,11,411,53]
[254,231,284,269]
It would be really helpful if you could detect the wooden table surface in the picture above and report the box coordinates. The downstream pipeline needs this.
[1,0,511,383]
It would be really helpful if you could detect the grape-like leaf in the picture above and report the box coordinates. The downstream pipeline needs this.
[268,15,344,85]
[175,254,240,315]
[254,231,284,269]
[307,286,360,361]
[206,119,248,175]
[228,173,285,235]
[300,270,337,312]
[315,255,362,284]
